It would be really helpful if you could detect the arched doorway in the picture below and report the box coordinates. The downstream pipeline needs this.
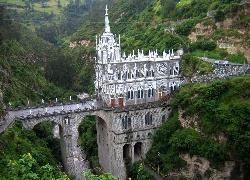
[134,142,143,163]
[123,144,130,159]
[123,144,131,169]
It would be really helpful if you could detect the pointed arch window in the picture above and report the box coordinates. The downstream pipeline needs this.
[137,86,144,99]
[127,86,134,99]
[145,112,153,126]
[151,70,154,77]
[148,85,154,98]
[122,116,131,129]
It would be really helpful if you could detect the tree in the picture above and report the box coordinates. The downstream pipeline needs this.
[160,0,175,18]
[5,153,69,180]
[214,10,225,22]
[129,163,155,180]
[84,170,117,180]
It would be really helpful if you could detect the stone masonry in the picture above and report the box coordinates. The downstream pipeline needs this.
[20,102,172,179]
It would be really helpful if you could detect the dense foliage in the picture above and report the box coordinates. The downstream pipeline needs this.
[146,76,250,176]
[129,163,155,180]
[33,121,62,163]
[108,0,249,61]
[78,116,98,166]
[172,76,250,169]
[1,0,250,179]
[146,112,189,174]
[84,170,117,180]
[4,153,68,180]
[181,53,213,77]
[0,122,66,178]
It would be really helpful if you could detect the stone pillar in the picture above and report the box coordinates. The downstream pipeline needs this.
[131,142,135,164]
[96,116,111,172]
[59,117,75,176]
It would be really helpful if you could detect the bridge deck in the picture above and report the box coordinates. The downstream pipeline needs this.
[0,100,100,133]
[0,98,169,134]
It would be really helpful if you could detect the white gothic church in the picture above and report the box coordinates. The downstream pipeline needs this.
[94,6,182,107]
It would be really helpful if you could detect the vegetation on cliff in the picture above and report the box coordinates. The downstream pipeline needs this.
[107,0,249,62]
[0,121,68,179]
[78,116,98,167]
[1,0,250,179]
[146,76,250,178]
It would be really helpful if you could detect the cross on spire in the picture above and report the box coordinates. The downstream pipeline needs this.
[105,5,108,15]
[104,5,110,33]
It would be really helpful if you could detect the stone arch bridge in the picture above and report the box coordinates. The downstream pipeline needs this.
[3,99,172,180]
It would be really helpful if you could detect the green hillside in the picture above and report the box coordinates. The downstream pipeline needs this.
[0,0,250,179]
[68,0,249,64]
[146,76,250,178]
[0,31,76,108]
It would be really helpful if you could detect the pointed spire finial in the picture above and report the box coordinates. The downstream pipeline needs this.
[104,5,110,33]
[105,5,108,15]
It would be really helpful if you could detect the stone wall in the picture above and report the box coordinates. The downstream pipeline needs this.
[19,105,172,180]
[190,63,249,84]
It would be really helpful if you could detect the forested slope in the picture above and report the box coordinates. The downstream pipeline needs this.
[145,76,250,179]
[72,0,249,62]
[1,0,250,179]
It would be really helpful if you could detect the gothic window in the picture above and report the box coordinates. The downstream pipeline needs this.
[127,86,134,99]
[148,85,154,98]
[119,85,123,94]
[116,84,123,94]
[128,117,131,128]
[108,75,114,80]
[127,71,130,79]
[162,115,166,123]
[136,70,140,77]
[64,116,70,125]
[118,72,121,80]
[170,82,176,92]
[145,112,153,126]
[151,70,154,77]
[137,86,144,99]
[122,118,127,129]
[122,72,127,80]
[122,116,131,129]
[146,70,149,77]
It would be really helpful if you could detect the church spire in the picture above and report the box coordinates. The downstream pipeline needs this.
[104,5,110,33]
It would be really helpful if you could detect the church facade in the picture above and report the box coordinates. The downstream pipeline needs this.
[94,6,182,107]
[92,6,183,179]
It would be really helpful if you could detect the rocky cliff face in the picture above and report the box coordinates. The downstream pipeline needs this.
[189,3,250,62]
[179,154,242,180]
[176,108,244,179]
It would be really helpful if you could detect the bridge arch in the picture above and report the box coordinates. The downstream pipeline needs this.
[20,114,76,174]
[134,142,143,163]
